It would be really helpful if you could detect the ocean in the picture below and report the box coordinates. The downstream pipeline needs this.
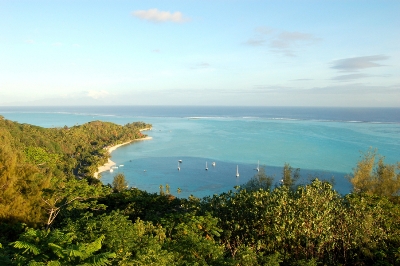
[1,106,399,198]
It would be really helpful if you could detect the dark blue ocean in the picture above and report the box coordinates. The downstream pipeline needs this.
[1,106,399,198]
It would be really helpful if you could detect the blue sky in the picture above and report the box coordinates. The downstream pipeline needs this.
[1,0,399,106]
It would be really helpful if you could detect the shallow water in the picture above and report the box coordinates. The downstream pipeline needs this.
[1,106,399,198]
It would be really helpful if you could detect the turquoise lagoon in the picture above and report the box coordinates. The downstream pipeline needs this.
[1,106,399,198]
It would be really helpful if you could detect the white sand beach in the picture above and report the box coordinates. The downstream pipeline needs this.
[93,136,152,178]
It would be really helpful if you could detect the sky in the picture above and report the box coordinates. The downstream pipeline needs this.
[0,0,399,107]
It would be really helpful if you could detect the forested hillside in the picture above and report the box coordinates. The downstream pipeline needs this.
[0,116,151,226]
[1,117,400,265]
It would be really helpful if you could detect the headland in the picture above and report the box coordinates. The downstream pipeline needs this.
[94,135,152,178]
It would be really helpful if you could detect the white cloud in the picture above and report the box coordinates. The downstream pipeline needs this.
[245,28,320,56]
[87,90,109,99]
[132,8,189,23]
[331,55,389,72]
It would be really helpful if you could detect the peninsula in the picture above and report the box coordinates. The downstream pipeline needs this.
[93,134,152,178]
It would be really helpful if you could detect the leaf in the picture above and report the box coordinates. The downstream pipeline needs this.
[78,252,116,266]
[12,241,41,255]
[46,261,62,266]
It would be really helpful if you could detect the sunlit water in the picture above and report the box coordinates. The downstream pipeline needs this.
[1,106,399,198]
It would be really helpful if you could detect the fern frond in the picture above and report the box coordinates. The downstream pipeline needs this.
[47,243,65,259]
[27,261,46,266]
[81,235,105,256]
[64,247,85,258]
[13,241,41,255]
[78,252,116,266]
[46,260,62,266]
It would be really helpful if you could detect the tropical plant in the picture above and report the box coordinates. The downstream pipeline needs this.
[348,149,400,197]
[11,228,115,265]
[111,173,128,192]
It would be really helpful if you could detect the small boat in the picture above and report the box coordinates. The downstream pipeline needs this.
[256,160,259,172]
[178,160,182,163]
[205,162,208,170]
[119,164,124,167]
[212,162,216,167]
[110,168,114,173]
[111,166,119,169]
[178,162,180,171]
[236,165,239,177]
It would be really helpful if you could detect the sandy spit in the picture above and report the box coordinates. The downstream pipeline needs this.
[93,136,152,178]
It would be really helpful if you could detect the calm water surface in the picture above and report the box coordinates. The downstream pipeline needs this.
[1,106,399,198]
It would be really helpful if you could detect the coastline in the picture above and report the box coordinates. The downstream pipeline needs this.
[93,135,152,178]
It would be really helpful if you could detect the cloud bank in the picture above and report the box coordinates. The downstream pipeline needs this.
[331,55,389,72]
[132,8,189,23]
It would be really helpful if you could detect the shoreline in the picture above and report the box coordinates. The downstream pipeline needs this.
[93,135,152,178]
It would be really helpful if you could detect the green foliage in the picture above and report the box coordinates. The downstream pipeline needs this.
[42,177,110,229]
[241,166,273,192]
[349,149,400,197]
[162,212,225,265]
[23,146,60,169]
[97,188,186,224]
[202,176,400,265]
[11,228,115,266]
[111,173,128,192]
[0,117,150,227]
[61,211,174,265]
[281,163,300,190]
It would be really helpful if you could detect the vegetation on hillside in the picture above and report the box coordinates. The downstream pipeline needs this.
[0,116,151,227]
[1,117,399,265]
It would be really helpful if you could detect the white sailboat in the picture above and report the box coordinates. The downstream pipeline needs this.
[178,161,180,171]
[236,165,239,177]
[205,162,208,170]
[256,160,259,172]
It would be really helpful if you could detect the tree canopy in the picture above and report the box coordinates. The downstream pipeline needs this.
[348,149,400,197]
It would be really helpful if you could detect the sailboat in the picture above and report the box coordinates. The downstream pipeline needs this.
[256,160,259,172]
[178,161,180,171]
[236,165,239,177]
[205,162,208,170]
